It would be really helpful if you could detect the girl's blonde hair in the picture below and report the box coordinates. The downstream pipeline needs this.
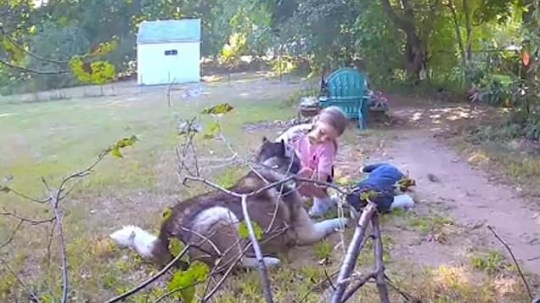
[317,106,349,136]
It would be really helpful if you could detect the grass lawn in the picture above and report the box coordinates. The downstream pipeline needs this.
[0,73,534,303]
[0,72,320,301]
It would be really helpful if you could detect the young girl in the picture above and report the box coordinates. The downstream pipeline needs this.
[277,106,349,217]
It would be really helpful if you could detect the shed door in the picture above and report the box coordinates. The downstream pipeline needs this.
[165,43,198,83]
[162,48,179,83]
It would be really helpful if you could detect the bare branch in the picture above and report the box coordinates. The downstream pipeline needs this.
[0,209,55,249]
[0,27,71,65]
[0,220,23,249]
[105,244,192,303]
[240,194,274,303]
[383,274,423,303]
[46,192,69,303]
[0,58,70,74]
[0,259,43,303]
[340,271,377,302]
[0,186,51,204]
[202,242,253,302]
[298,270,340,303]
[0,208,55,225]
[202,224,290,302]
[371,213,390,303]
[152,281,203,303]
[46,221,56,265]
[331,203,377,303]
[487,225,533,301]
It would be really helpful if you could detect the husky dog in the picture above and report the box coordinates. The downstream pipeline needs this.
[110,137,348,271]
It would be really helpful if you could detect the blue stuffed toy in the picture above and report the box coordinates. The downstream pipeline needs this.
[346,163,415,214]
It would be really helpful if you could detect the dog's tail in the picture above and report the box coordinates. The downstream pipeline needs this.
[109,225,187,269]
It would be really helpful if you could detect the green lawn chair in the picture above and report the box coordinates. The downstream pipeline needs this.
[318,68,370,129]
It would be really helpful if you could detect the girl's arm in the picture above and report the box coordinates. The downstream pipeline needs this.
[297,167,329,198]
[315,143,336,185]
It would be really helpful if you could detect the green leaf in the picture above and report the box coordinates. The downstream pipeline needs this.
[335,175,354,186]
[162,207,173,221]
[115,135,139,148]
[169,238,185,257]
[110,147,123,158]
[167,261,210,303]
[108,135,139,158]
[39,293,55,303]
[201,103,234,115]
[238,220,264,241]
[0,186,10,193]
[202,121,220,139]
[360,190,379,202]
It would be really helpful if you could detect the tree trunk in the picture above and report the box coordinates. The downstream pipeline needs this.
[404,33,426,83]
[463,0,473,62]
[522,0,537,115]
[447,0,467,87]
[379,0,431,82]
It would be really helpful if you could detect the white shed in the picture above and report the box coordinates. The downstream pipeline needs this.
[136,19,201,85]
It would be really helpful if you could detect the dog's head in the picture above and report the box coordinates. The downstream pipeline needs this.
[255,136,301,175]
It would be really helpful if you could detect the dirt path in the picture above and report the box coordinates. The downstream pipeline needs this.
[385,129,540,273]
[368,101,540,277]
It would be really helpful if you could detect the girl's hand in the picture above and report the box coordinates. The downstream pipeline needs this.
[297,167,327,198]
[298,167,315,178]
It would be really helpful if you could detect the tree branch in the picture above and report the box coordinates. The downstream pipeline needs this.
[47,190,69,303]
[0,259,43,303]
[372,213,390,303]
[0,27,71,65]
[330,203,377,303]
[487,225,533,301]
[379,0,415,33]
[0,58,70,74]
[0,209,55,249]
[240,194,274,303]
[105,244,192,303]
[340,271,377,303]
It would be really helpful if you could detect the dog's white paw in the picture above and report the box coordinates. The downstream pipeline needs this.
[263,257,281,267]
[335,217,349,229]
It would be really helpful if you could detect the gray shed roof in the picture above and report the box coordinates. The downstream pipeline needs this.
[136,19,201,44]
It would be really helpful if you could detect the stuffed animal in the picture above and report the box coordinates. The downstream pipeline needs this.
[345,163,416,214]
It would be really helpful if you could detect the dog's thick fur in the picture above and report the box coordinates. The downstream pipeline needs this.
[112,137,347,271]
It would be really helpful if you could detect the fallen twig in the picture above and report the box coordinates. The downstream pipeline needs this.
[487,225,533,301]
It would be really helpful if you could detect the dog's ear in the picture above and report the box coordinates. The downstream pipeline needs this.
[262,136,268,143]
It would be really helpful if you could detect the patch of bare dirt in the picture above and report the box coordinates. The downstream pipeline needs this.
[380,130,540,271]
[354,95,540,277]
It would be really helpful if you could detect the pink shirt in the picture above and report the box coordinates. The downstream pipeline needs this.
[293,135,336,176]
